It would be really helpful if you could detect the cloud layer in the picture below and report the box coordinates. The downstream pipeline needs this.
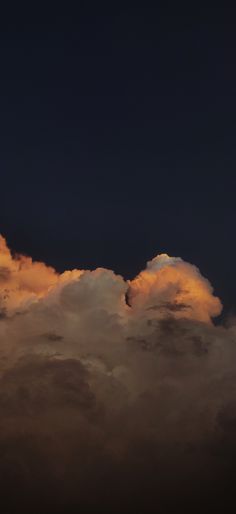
[0,235,235,513]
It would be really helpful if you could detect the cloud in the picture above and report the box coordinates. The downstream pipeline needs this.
[0,235,58,315]
[0,235,235,513]
[128,253,222,322]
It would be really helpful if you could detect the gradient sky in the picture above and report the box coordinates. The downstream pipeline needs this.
[0,6,235,315]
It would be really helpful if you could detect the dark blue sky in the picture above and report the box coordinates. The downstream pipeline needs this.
[0,6,236,314]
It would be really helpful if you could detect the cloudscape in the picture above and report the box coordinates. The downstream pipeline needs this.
[0,235,236,512]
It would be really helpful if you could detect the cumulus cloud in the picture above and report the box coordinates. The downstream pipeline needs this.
[0,235,58,315]
[0,235,235,513]
[128,253,222,322]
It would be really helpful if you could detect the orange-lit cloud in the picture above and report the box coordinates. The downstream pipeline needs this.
[0,235,235,511]
[0,235,58,314]
[128,253,222,323]
[0,235,222,323]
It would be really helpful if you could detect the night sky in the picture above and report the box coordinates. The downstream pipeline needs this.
[0,7,235,314]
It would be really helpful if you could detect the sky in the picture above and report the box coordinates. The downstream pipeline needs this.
[1,6,236,513]
[0,6,236,315]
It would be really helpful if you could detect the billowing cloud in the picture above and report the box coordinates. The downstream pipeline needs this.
[0,235,58,315]
[0,235,235,513]
[128,253,222,322]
